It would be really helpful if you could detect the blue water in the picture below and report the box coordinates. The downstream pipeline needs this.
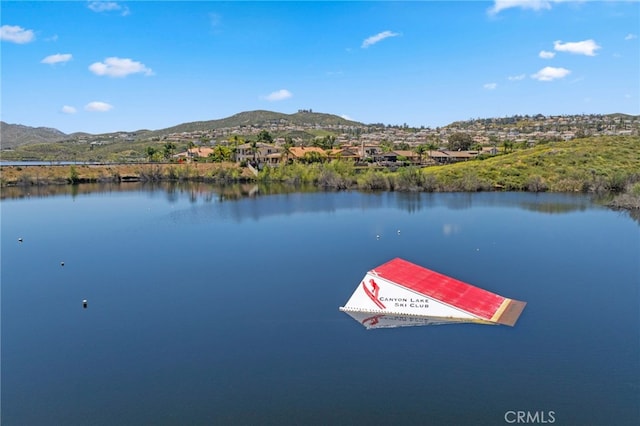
[2,185,639,425]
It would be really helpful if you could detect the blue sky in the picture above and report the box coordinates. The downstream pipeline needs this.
[1,1,638,134]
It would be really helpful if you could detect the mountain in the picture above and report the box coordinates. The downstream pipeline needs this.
[1,122,69,148]
[143,110,364,138]
[0,111,364,148]
[2,111,637,149]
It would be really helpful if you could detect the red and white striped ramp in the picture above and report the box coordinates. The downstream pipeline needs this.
[340,258,526,327]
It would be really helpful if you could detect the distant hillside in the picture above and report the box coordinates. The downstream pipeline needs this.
[0,111,362,148]
[144,110,364,138]
[1,122,69,148]
[3,111,637,149]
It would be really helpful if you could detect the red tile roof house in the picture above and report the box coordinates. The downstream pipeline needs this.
[288,146,328,162]
[174,147,214,161]
[327,147,360,161]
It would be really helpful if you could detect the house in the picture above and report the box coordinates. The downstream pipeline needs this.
[392,150,421,165]
[288,146,327,162]
[378,151,398,165]
[360,144,384,161]
[174,146,214,161]
[445,150,479,162]
[187,147,214,158]
[235,143,282,166]
[327,147,360,161]
[481,146,499,155]
[263,151,283,166]
[427,150,451,164]
[428,150,478,164]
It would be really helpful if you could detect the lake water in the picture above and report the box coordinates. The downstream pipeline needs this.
[2,184,638,426]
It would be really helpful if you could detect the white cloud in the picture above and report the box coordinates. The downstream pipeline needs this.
[508,74,526,81]
[531,66,571,81]
[61,105,77,114]
[624,33,637,41]
[262,89,292,102]
[488,0,553,16]
[553,39,600,56]
[539,50,555,59]
[0,25,35,44]
[85,101,114,112]
[484,83,498,90]
[87,1,130,16]
[41,53,73,64]
[89,57,153,77]
[362,30,400,48]
[341,114,353,121]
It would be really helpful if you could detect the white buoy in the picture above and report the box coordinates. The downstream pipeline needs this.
[18,238,23,242]
[82,299,88,309]
[376,234,380,240]
[397,230,401,235]
[60,261,65,267]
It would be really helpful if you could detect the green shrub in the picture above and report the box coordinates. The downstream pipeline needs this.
[138,165,163,181]
[459,171,490,192]
[526,176,548,192]
[608,172,628,192]
[317,169,350,189]
[395,167,425,191]
[166,166,178,180]
[68,166,79,184]
[359,171,390,190]
[422,173,438,192]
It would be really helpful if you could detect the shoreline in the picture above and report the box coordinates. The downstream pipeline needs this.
[0,163,256,186]
[1,162,638,202]
[3,136,638,198]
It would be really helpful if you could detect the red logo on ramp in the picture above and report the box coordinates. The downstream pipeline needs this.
[362,279,386,309]
[362,314,385,326]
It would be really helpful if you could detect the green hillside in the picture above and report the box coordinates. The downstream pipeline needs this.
[0,110,364,149]
[1,121,68,148]
[423,135,640,192]
[143,110,363,138]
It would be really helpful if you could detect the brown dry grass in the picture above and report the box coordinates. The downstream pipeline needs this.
[0,162,255,186]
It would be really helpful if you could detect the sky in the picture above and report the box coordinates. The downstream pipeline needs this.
[1,1,639,134]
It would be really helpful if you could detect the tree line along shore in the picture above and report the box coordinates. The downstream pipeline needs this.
[1,136,639,210]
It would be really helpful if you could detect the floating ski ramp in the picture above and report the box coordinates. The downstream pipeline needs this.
[340,258,526,327]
